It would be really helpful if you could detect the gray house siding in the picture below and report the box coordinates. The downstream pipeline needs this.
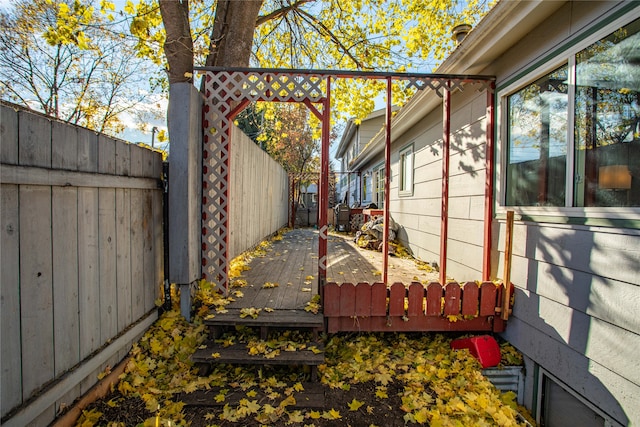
[349,1,639,425]
[379,87,489,280]
[491,3,639,425]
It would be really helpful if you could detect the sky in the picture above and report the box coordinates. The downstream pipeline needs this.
[0,0,389,163]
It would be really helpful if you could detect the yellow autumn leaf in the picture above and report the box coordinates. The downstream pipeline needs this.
[308,410,321,419]
[323,408,342,420]
[348,398,365,411]
[375,387,388,399]
[288,410,305,423]
[293,382,305,392]
[414,408,429,424]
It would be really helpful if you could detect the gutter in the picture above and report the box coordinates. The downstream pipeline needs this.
[350,0,566,170]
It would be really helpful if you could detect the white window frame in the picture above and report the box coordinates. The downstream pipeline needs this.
[374,163,385,207]
[496,11,640,222]
[399,143,414,197]
[361,172,370,204]
[536,368,622,427]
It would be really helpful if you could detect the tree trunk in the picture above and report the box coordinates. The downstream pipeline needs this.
[159,0,193,84]
[206,0,264,67]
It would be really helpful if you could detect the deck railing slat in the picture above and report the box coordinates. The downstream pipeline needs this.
[408,282,425,317]
[444,282,461,316]
[355,283,371,317]
[371,282,387,316]
[339,283,356,317]
[323,282,340,316]
[388,283,405,316]
[461,282,479,316]
[426,282,443,316]
[479,282,498,316]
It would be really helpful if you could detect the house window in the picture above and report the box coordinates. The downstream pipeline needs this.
[374,165,385,207]
[506,65,569,206]
[539,373,607,427]
[399,144,414,196]
[504,17,640,208]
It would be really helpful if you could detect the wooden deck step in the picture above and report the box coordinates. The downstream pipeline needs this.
[176,382,325,408]
[192,341,325,381]
[203,308,324,329]
[204,308,324,340]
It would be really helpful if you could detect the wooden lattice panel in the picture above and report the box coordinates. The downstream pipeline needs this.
[199,71,329,290]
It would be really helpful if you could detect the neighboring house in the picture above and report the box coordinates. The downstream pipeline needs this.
[348,1,639,426]
[335,108,391,206]
[299,182,317,207]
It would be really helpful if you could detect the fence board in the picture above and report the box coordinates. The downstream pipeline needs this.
[52,187,80,376]
[130,144,144,177]
[426,282,443,316]
[77,127,98,173]
[78,187,101,358]
[116,188,132,332]
[143,190,157,311]
[99,188,118,342]
[18,111,51,168]
[98,135,116,174]
[130,189,146,319]
[462,282,479,315]
[153,188,164,309]
[115,139,131,176]
[52,121,78,170]
[1,184,22,413]
[19,185,54,399]
[1,104,18,164]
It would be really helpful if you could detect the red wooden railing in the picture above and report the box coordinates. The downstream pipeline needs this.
[323,281,508,333]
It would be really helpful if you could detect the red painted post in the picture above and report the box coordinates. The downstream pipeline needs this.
[382,77,393,285]
[483,82,496,281]
[440,83,451,284]
[317,77,331,296]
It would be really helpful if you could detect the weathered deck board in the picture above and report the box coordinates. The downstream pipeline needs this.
[177,383,325,408]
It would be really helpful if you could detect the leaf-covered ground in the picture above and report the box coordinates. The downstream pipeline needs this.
[75,308,533,427]
[73,230,534,426]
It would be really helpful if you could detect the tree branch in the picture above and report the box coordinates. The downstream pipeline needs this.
[255,0,315,27]
[294,7,366,69]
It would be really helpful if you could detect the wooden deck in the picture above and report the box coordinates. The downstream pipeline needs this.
[222,227,438,311]
[204,227,509,335]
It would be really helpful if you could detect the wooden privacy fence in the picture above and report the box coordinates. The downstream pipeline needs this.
[0,101,163,426]
[324,281,508,333]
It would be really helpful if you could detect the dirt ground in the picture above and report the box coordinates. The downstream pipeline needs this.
[90,380,409,426]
